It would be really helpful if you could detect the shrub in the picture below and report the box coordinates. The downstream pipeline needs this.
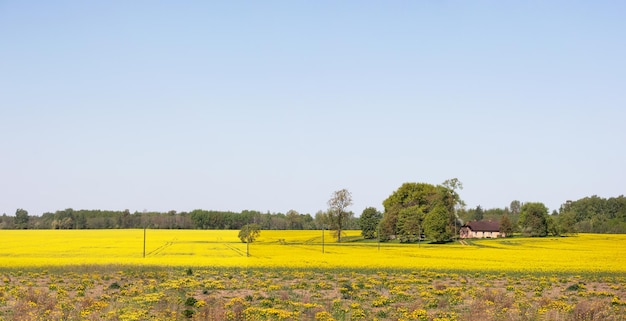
[567,283,583,291]
[182,309,194,318]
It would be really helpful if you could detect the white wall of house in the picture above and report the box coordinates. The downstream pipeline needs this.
[460,229,504,239]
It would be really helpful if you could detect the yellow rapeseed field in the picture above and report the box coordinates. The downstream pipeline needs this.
[1,229,624,274]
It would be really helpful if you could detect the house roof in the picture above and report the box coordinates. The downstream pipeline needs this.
[463,220,500,232]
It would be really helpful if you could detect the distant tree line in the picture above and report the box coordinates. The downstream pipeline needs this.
[558,195,626,234]
[3,190,624,237]
[454,195,626,236]
[0,208,360,231]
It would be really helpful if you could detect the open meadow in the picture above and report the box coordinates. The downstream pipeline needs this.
[1,230,625,320]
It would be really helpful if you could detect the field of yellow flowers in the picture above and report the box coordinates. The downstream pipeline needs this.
[1,230,624,274]
[1,230,625,320]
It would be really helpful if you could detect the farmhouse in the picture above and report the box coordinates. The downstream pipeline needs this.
[459,221,504,239]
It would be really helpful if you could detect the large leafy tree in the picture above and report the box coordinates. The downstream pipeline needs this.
[396,206,423,243]
[556,211,577,235]
[519,202,549,237]
[423,205,451,242]
[499,214,514,237]
[510,200,521,216]
[381,182,457,242]
[285,210,301,229]
[15,208,29,229]
[472,205,484,221]
[327,189,353,242]
[547,215,559,236]
[359,207,382,239]
[378,212,397,242]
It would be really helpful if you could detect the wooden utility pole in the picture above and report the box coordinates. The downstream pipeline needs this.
[322,226,325,253]
[377,225,380,251]
[418,225,421,248]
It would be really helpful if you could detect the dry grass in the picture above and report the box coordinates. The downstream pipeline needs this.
[1,268,625,321]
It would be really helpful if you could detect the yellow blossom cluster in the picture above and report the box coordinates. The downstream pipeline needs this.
[0,230,624,275]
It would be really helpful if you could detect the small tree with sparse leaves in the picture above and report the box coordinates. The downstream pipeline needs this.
[327,189,353,242]
[238,223,261,257]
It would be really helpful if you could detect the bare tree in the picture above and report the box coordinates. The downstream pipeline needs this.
[442,178,465,236]
[327,189,353,242]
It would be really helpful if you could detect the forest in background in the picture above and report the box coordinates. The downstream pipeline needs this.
[2,194,625,234]
[1,208,353,231]
[458,195,626,234]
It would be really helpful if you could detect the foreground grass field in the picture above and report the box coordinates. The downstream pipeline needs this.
[2,267,625,321]
[1,230,625,320]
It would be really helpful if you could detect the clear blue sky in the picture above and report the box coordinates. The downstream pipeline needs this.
[1,1,624,216]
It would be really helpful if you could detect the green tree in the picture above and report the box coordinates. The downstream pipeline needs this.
[239,223,261,243]
[556,211,578,235]
[546,215,559,236]
[359,207,382,239]
[442,178,465,235]
[15,208,29,229]
[396,206,423,243]
[558,195,626,233]
[510,200,521,216]
[423,205,451,242]
[76,213,87,229]
[499,214,513,237]
[53,208,76,229]
[238,223,261,257]
[119,209,131,228]
[472,205,484,221]
[378,212,397,241]
[285,210,301,229]
[381,182,455,242]
[314,210,328,229]
[519,202,549,237]
[327,189,353,242]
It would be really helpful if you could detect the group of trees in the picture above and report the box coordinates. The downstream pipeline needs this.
[0,208,360,231]
[455,195,626,237]
[356,181,625,243]
[358,180,464,243]
[358,207,382,239]
[4,183,624,240]
[459,200,521,226]
[0,208,194,230]
[558,195,626,234]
